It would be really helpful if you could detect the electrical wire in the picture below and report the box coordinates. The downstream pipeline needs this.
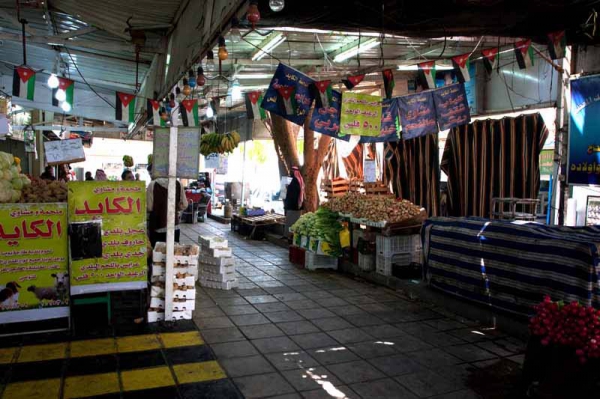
[63,47,116,109]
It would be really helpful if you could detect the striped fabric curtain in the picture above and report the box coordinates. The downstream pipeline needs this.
[383,135,440,216]
[322,140,339,181]
[343,143,364,180]
[441,113,548,217]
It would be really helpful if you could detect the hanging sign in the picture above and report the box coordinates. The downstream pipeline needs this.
[340,92,382,137]
[569,75,600,185]
[261,63,315,126]
[359,98,401,143]
[153,127,200,179]
[309,90,349,141]
[398,91,438,140]
[432,83,471,131]
[68,181,147,295]
[0,203,69,323]
[364,160,377,183]
[44,138,86,166]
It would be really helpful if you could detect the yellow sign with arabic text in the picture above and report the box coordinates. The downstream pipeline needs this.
[340,92,383,137]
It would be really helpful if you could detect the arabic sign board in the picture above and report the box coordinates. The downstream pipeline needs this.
[569,75,600,185]
[153,127,201,179]
[44,138,86,166]
[432,83,471,131]
[540,149,554,176]
[340,92,383,137]
[68,181,147,295]
[0,203,69,323]
[398,91,439,140]
[359,98,401,143]
[205,153,219,169]
[364,160,377,183]
[309,90,349,141]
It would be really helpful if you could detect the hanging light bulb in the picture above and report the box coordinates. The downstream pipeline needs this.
[164,97,172,113]
[47,74,59,89]
[182,78,192,96]
[60,101,72,113]
[175,87,184,102]
[269,0,285,12]
[229,17,242,43]
[218,36,228,61]
[197,67,206,87]
[188,69,197,89]
[247,0,261,28]
[169,93,177,108]
[206,50,215,72]
[55,89,66,102]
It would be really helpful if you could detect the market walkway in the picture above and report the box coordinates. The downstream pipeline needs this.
[179,220,528,399]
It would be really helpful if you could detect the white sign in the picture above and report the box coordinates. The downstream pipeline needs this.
[44,138,86,165]
[364,160,376,183]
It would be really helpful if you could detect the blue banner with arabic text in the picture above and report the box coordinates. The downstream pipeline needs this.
[309,90,349,141]
[359,98,401,143]
[432,83,471,131]
[398,91,439,140]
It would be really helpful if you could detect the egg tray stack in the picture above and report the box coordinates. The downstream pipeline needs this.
[198,236,237,290]
[148,242,199,322]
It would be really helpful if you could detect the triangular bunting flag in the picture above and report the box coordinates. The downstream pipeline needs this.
[481,48,499,74]
[310,80,333,109]
[52,77,75,108]
[418,61,436,90]
[116,92,136,123]
[245,91,267,120]
[12,67,36,101]
[180,99,199,127]
[342,74,365,90]
[452,53,470,83]
[276,86,298,115]
[382,69,395,99]
[514,39,534,69]
[147,99,166,126]
[548,31,566,60]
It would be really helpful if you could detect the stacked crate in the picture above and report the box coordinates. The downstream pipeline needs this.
[198,236,237,290]
[149,242,198,322]
[375,234,422,276]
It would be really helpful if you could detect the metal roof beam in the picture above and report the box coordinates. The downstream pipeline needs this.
[53,26,97,40]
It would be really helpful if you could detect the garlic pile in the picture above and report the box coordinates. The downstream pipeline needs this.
[323,193,422,224]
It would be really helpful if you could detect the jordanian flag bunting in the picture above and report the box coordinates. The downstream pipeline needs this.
[52,77,74,108]
[115,92,136,123]
[311,80,333,109]
[514,39,534,69]
[548,31,566,60]
[342,74,365,90]
[382,69,395,99]
[482,47,499,74]
[245,91,267,120]
[276,86,298,115]
[452,53,471,83]
[13,67,36,101]
[418,61,436,90]
[147,99,166,126]
[180,99,199,127]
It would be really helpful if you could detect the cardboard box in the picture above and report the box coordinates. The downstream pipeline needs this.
[151,275,165,283]
[171,310,192,320]
[202,246,232,258]
[150,285,165,298]
[199,278,238,290]
[147,310,165,323]
[199,255,235,267]
[198,235,228,249]
[174,276,195,287]
[199,271,236,283]
[152,265,165,276]
[173,289,196,300]
[172,300,195,311]
[150,297,165,309]
[199,263,236,275]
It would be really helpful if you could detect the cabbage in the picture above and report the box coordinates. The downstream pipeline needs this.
[11,178,23,190]
[0,180,10,191]
[2,170,10,181]
[9,166,18,179]
[20,175,31,186]
[10,190,20,203]
[0,152,10,169]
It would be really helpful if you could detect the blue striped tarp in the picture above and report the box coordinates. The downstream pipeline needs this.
[422,217,600,317]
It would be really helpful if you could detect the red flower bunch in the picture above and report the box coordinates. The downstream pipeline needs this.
[530,296,600,365]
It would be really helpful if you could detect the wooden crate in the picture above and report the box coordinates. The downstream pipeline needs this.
[364,182,391,195]
[348,180,364,193]
[322,178,349,198]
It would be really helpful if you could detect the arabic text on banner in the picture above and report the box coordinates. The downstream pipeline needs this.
[309,90,349,141]
[152,127,201,179]
[432,83,471,131]
[569,75,600,185]
[68,181,147,288]
[398,91,439,140]
[260,63,315,127]
[0,203,69,313]
[340,92,383,137]
[359,98,401,143]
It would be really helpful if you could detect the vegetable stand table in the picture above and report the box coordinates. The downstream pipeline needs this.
[231,213,286,239]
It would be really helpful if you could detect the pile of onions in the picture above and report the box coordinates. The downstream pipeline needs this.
[323,193,422,223]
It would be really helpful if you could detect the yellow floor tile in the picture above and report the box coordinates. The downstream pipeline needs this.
[70,338,116,358]
[116,334,160,353]
[3,378,61,399]
[173,361,227,385]
[0,347,16,364]
[17,342,68,363]
[63,372,120,399]
[159,331,204,348]
[121,366,175,391]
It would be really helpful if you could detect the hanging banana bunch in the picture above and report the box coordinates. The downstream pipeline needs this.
[200,131,241,156]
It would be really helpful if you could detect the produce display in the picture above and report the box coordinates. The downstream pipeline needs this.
[122,155,134,167]
[19,178,67,203]
[0,152,31,203]
[290,212,317,237]
[323,192,423,224]
[290,208,344,257]
[200,131,241,156]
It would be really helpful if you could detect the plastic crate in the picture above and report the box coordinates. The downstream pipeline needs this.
[305,252,338,271]
[289,246,306,267]
[376,253,412,276]
[376,234,421,257]
[358,252,375,272]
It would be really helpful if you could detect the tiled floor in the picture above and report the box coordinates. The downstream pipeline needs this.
[178,221,528,399]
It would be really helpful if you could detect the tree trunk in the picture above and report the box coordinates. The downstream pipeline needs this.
[270,114,300,173]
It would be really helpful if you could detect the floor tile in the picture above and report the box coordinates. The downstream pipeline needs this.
[303,291,335,300]
[344,295,379,305]
[121,366,175,391]
[212,296,249,306]
[70,338,116,358]
[122,386,180,399]
[165,345,214,365]
[194,316,235,329]
[160,331,204,348]
[220,305,259,316]
[219,354,275,377]
[329,289,360,298]
[475,341,518,357]
[240,323,285,339]
[277,320,320,335]
[17,342,67,363]
[274,293,309,302]
[265,350,321,371]
[396,370,460,397]
[291,332,339,350]
[407,348,462,368]
[230,313,271,326]
[311,317,354,332]
[327,360,386,384]
[296,308,337,320]
[211,340,259,358]
[173,361,227,384]
[328,306,366,317]
[64,372,120,398]
[65,355,117,377]
[118,350,166,370]
[301,385,359,399]
[10,359,65,381]
[359,324,404,339]
[443,344,497,362]
[252,336,300,353]
[343,314,384,327]
[195,307,226,318]
[282,365,342,391]
[424,319,467,331]
[3,378,61,399]
[417,331,466,348]
[200,327,245,344]
[368,353,427,376]
[350,378,418,399]
[180,379,244,399]
[285,300,321,310]
[383,334,434,353]
[234,372,296,398]
[310,346,360,365]
[429,389,483,399]
[253,302,291,313]
[266,310,305,323]
[317,297,349,307]
[327,328,373,344]
[356,303,394,313]
[347,340,397,359]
